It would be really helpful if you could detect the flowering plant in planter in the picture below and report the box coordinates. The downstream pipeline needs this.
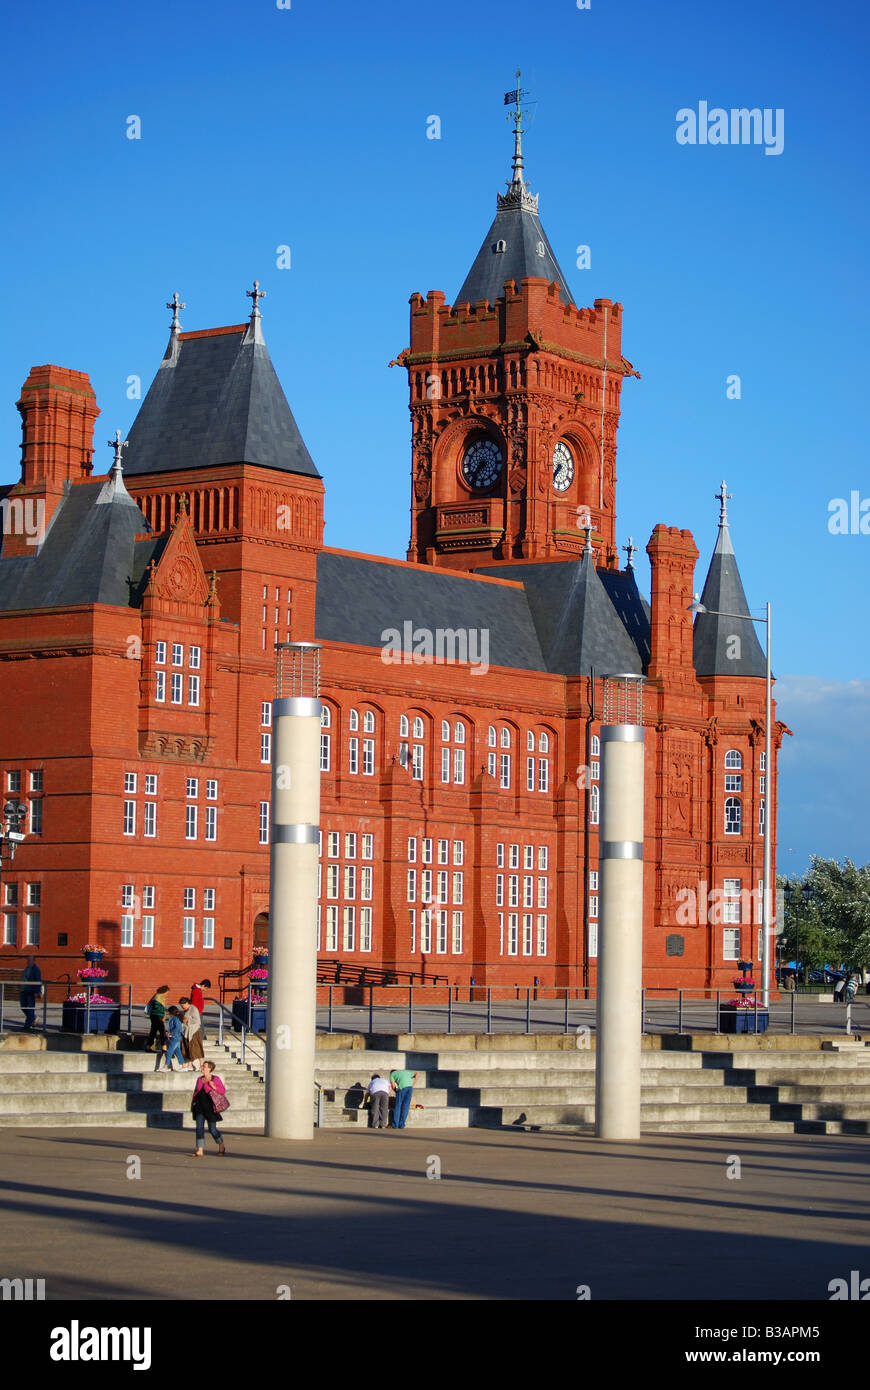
[249,968,269,982]
[249,991,268,1004]
[732,976,756,989]
[82,944,103,955]
[252,947,269,958]
[67,991,115,1006]
[78,966,109,980]
[724,996,761,1009]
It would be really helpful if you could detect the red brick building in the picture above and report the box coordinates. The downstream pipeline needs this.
[0,124,785,1004]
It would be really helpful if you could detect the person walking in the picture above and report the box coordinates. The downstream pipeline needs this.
[145,985,170,1051]
[179,996,204,1066]
[19,955,42,1031]
[363,1073,391,1129]
[389,1067,418,1129]
[190,1060,228,1157]
[159,1006,187,1072]
[190,979,211,1042]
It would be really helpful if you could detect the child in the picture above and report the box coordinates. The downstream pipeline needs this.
[159,1006,188,1072]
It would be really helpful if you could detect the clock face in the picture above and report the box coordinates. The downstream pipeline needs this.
[461,438,503,491]
[553,440,575,492]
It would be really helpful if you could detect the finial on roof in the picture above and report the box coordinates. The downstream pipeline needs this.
[108,429,126,477]
[166,292,186,332]
[583,524,594,556]
[624,536,637,569]
[716,479,732,527]
[208,569,218,599]
[498,70,539,214]
[247,280,266,319]
[178,492,188,515]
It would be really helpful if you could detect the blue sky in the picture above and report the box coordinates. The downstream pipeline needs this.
[1,0,867,871]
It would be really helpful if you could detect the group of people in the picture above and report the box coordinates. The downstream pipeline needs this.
[360,1069,418,1129]
[145,979,211,1072]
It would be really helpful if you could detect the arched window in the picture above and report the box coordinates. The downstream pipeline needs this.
[441,720,450,742]
[488,725,497,747]
[590,734,600,758]
[500,728,510,748]
[363,710,375,733]
[495,238,507,253]
[320,706,331,728]
[527,731,535,752]
[758,800,765,836]
[413,716,424,740]
[590,784,599,825]
[349,708,359,731]
[320,704,333,772]
[724,798,742,835]
[539,732,549,754]
[454,722,465,744]
[724,749,743,770]
[400,714,409,737]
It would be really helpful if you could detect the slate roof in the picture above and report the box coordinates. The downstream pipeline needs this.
[482,555,648,675]
[0,469,155,611]
[456,202,575,309]
[122,323,320,480]
[315,552,546,672]
[693,518,766,678]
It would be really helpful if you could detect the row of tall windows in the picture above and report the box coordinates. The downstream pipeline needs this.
[262,584,293,652]
[123,774,219,841]
[2,881,41,946]
[119,886,219,949]
[154,641,201,707]
[5,768,43,836]
[317,830,376,952]
[723,749,765,836]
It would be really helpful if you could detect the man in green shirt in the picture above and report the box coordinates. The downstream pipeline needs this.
[389,1068,418,1129]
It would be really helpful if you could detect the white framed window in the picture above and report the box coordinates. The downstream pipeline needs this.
[436,910,448,954]
[259,732,271,764]
[29,800,42,835]
[203,919,214,950]
[759,775,766,795]
[523,914,533,955]
[725,773,742,793]
[362,834,373,859]
[488,725,497,747]
[523,875,534,908]
[321,705,332,728]
[360,907,372,952]
[539,732,549,754]
[496,874,504,906]
[725,749,743,770]
[327,865,339,899]
[29,770,43,792]
[538,879,548,908]
[325,906,338,952]
[527,756,535,792]
[589,869,598,891]
[26,913,40,946]
[363,710,375,734]
[6,771,20,793]
[143,885,155,910]
[361,866,372,901]
[509,876,519,908]
[527,730,535,752]
[496,843,505,868]
[723,927,741,961]
[453,872,463,904]
[412,744,424,780]
[345,832,357,859]
[121,915,134,948]
[3,913,16,946]
[172,643,183,667]
[487,751,497,778]
[438,839,449,864]
[349,708,359,731]
[145,774,157,796]
[155,670,166,703]
[4,883,16,905]
[259,801,269,844]
[538,846,549,871]
[121,884,135,909]
[399,742,409,768]
[536,915,547,955]
[328,831,339,858]
[759,800,765,836]
[538,759,549,793]
[500,728,510,749]
[454,722,465,744]
[184,887,196,910]
[591,760,600,781]
[171,672,183,704]
[188,674,200,706]
[507,913,519,955]
[724,798,742,835]
[185,805,197,840]
[183,917,195,949]
[437,870,448,904]
[344,866,356,900]
[123,800,136,836]
[407,836,417,862]
[759,751,766,772]
[524,845,534,870]
[441,747,450,783]
[320,732,331,772]
[205,806,217,841]
[144,802,156,838]
[498,912,504,955]
[400,714,409,737]
[421,869,433,903]
[453,840,464,866]
[422,838,433,864]
[342,906,355,951]
[452,911,463,954]
[421,909,432,954]
[142,916,154,948]
[203,888,215,912]
[588,893,599,918]
[588,921,598,957]
[509,844,519,869]
[124,772,137,794]
[413,716,424,739]
[590,734,600,758]
[590,785,599,825]
[500,753,511,789]
[261,701,271,727]
[453,748,465,784]
[206,779,217,800]
[348,737,359,774]
[363,739,375,776]
[441,719,450,742]
[723,878,742,924]
[155,641,166,665]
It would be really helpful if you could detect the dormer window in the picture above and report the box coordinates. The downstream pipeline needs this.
[535,241,545,257]
[495,239,507,253]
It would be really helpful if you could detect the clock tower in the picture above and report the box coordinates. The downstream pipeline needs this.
[400,75,638,572]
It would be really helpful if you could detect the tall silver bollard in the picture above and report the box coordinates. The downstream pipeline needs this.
[595,673,645,1140]
[265,643,321,1140]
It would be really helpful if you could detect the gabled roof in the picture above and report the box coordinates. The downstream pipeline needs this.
[0,469,152,611]
[693,498,766,678]
[483,552,647,676]
[122,320,320,480]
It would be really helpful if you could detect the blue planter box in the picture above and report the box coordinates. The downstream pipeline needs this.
[718,1009,770,1034]
[83,953,104,965]
[232,1000,267,1032]
[62,1002,117,1034]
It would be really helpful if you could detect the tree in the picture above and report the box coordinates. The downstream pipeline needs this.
[778,873,836,979]
[804,858,870,974]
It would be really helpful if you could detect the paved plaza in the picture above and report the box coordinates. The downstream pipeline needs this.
[0,1124,867,1300]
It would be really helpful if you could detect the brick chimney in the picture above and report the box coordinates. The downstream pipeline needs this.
[646,524,700,686]
[3,366,99,556]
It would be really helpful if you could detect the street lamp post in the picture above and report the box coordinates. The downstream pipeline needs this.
[689,596,774,1007]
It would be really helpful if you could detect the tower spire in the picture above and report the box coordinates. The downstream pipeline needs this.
[499,69,539,213]
[716,479,732,528]
[166,292,186,333]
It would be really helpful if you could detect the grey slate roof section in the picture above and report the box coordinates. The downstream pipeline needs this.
[693,521,766,677]
[456,204,575,308]
[0,479,151,611]
[315,552,547,672]
[122,327,321,480]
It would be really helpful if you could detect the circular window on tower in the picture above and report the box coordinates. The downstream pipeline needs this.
[461,437,503,491]
[552,440,575,492]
